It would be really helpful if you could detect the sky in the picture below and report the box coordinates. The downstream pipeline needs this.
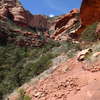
[20,0,82,16]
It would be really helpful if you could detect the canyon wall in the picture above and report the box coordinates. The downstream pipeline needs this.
[80,0,100,26]
[0,0,49,30]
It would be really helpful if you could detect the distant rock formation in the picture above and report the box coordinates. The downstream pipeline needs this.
[0,0,49,31]
[55,9,80,30]
[51,9,80,40]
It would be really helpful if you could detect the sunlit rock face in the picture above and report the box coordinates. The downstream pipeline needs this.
[51,9,80,40]
[0,0,49,30]
[80,0,100,26]
[55,9,80,30]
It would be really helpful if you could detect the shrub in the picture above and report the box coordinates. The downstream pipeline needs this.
[0,41,58,99]
[18,89,31,100]
[81,22,98,42]
[60,40,81,53]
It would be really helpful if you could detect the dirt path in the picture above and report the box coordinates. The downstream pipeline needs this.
[8,57,100,100]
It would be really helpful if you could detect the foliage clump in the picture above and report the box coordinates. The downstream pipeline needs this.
[17,89,31,100]
[81,22,98,42]
[0,19,60,100]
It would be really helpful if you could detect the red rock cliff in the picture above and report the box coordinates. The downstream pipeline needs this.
[80,0,100,26]
[0,0,49,30]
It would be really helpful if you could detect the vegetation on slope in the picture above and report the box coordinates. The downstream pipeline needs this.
[0,19,60,99]
[0,18,100,100]
[81,22,98,42]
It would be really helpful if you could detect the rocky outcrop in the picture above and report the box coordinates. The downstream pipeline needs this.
[0,19,48,47]
[11,30,45,47]
[55,9,80,30]
[77,48,93,61]
[27,14,48,31]
[0,0,50,48]
[74,0,100,36]
[0,0,49,30]
[51,9,81,40]
[80,0,100,26]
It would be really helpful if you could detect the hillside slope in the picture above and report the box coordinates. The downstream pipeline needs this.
[0,0,100,100]
[7,41,100,100]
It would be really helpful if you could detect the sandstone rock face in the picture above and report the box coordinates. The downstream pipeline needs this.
[51,9,81,40]
[80,0,100,26]
[77,48,93,61]
[28,14,48,31]
[55,9,80,30]
[0,0,49,30]
[7,52,100,100]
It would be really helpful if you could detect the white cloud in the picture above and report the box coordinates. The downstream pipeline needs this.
[49,14,55,17]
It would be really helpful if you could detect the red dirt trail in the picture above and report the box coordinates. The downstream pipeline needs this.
[8,57,100,100]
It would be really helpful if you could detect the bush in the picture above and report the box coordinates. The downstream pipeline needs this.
[60,40,81,53]
[18,89,31,100]
[81,22,98,42]
[0,40,58,99]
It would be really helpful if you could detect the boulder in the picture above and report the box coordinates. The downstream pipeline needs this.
[77,48,93,61]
